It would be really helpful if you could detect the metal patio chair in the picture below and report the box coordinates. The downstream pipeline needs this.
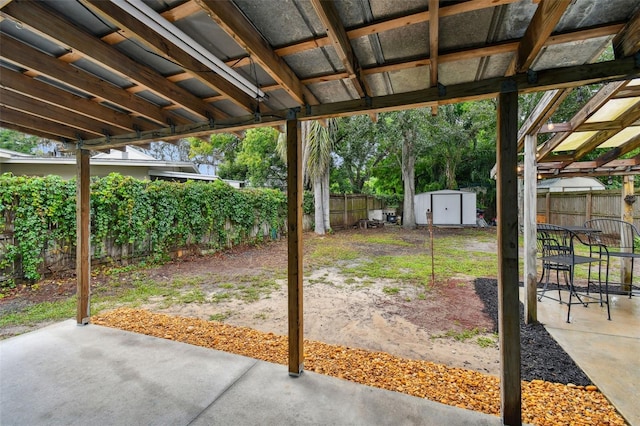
[537,224,610,322]
[584,218,640,298]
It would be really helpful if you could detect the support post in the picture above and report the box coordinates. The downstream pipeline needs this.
[621,175,634,292]
[497,89,522,425]
[524,133,537,324]
[287,116,304,376]
[76,148,91,325]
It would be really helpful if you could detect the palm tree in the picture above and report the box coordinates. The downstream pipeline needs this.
[277,119,335,235]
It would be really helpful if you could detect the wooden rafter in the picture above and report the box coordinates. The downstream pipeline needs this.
[0,36,177,127]
[309,0,366,98]
[0,106,90,140]
[505,0,572,76]
[536,81,629,160]
[517,88,572,150]
[1,1,220,122]
[613,6,640,58]
[428,0,439,88]
[194,0,317,105]
[1,69,155,133]
[81,0,252,116]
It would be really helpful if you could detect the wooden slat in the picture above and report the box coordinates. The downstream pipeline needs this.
[506,0,571,75]
[310,0,366,97]
[76,147,91,325]
[196,0,317,105]
[286,117,303,376]
[497,89,522,426]
[593,132,640,167]
[429,0,439,87]
[160,0,200,22]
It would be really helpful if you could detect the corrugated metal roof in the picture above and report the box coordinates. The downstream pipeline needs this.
[0,0,638,151]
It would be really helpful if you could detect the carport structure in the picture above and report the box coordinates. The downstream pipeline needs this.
[0,1,639,424]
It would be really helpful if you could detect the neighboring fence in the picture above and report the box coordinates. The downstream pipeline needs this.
[536,190,640,229]
[329,194,386,229]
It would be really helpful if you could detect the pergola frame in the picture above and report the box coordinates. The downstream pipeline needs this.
[2,1,640,425]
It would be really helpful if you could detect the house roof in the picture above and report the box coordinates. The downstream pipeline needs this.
[1,0,639,152]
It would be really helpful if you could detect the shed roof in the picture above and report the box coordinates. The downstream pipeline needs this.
[1,0,639,151]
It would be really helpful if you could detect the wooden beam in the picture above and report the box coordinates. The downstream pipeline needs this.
[195,0,317,105]
[80,56,640,149]
[506,0,571,75]
[76,147,91,325]
[3,1,220,121]
[160,0,200,22]
[497,89,522,426]
[286,116,303,376]
[0,35,172,126]
[82,0,252,116]
[310,0,366,97]
[613,7,640,58]
[593,132,640,167]
[429,0,439,87]
[523,134,537,325]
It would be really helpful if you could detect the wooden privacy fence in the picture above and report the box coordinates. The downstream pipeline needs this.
[328,194,386,229]
[536,190,640,229]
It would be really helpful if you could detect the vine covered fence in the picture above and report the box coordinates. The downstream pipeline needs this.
[0,173,287,286]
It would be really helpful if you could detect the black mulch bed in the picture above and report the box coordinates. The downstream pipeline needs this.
[474,278,592,386]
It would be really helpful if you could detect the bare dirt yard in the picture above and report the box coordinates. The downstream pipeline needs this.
[1,226,500,375]
[142,227,500,375]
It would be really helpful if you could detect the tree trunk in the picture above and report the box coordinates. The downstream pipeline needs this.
[314,175,325,234]
[401,132,416,229]
[323,171,331,231]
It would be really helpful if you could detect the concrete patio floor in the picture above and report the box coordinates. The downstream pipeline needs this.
[529,289,639,426]
[0,320,502,426]
[1,289,637,425]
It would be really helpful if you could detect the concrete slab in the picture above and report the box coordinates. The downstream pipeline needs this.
[530,290,640,426]
[1,320,503,426]
[192,361,500,426]
[0,320,257,426]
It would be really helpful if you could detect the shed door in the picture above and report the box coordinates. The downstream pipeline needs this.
[432,194,462,225]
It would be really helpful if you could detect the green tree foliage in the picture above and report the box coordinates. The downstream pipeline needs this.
[0,128,40,154]
[332,115,387,193]
[0,173,286,285]
[209,128,286,188]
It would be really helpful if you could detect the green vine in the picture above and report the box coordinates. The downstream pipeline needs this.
[0,173,286,286]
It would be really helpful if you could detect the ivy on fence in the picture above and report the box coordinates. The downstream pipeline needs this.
[0,173,286,286]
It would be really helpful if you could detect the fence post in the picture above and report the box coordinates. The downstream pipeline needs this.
[585,193,592,222]
[344,193,348,229]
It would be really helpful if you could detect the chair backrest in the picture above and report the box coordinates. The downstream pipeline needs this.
[584,219,639,254]
[536,224,573,257]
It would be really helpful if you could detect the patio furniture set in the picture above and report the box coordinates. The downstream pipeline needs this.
[537,219,640,323]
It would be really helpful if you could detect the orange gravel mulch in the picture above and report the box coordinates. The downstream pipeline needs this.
[93,308,626,426]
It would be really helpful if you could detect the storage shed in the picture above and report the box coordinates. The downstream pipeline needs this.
[415,190,477,226]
